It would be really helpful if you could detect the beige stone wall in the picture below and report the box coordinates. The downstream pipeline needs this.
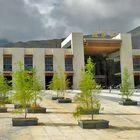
[0,48,3,72]
[71,33,85,89]
[12,48,24,71]
[120,34,134,88]
[61,33,85,89]
[53,49,65,71]
[33,48,45,89]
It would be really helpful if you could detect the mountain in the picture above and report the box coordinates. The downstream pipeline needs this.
[0,39,12,46]
[128,26,140,49]
[2,38,65,48]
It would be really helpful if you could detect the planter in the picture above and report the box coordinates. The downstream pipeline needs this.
[5,100,12,104]
[52,96,64,100]
[78,120,109,129]
[0,107,7,113]
[119,99,137,105]
[0,96,12,104]
[14,104,31,109]
[58,98,72,103]
[12,118,38,126]
[27,107,46,113]
[0,96,8,101]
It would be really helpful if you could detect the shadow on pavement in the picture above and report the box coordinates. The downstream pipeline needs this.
[38,122,77,127]
[46,111,72,114]
[100,113,140,115]
[100,96,120,102]
[109,125,140,131]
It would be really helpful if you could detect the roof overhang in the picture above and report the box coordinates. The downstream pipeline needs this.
[84,38,122,54]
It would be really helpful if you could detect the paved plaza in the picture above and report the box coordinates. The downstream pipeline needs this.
[0,90,140,140]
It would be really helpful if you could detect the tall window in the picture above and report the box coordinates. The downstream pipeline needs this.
[133,59,140,71]
[24,56,33,71]
[45,57,53,71]
[3,56,12,71]
[114,61,121,73]
[65,57,73,71]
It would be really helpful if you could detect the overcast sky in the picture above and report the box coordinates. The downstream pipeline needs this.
[0,0,140,42]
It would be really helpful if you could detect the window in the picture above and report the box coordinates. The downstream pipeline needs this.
[3,56,12,71]
[133,59,140,71]
[45,57,53,71]
[65,58,73,71]
[114,61,121,73]
[24,56,33,71]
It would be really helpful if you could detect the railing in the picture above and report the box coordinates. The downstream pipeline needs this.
[24,65,33,71]
[133,65,140,71]
[45,65,53,71]
[65,65,73,71]
[3,65,12,71]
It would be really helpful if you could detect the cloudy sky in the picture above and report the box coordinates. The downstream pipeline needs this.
[0,0,140,42]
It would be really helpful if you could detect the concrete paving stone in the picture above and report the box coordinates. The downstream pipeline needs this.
[43,126,63,136]
[0,90,140,140]
[31,135,51,140]
[67,135,87,140]
[49,136,68,140]
[11,134,32,140]
[29,126,47,135]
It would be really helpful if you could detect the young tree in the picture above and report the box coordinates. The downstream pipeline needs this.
[0,73,10,107]
[57,67,69,98]
[31,68,43,108]
[48,72,60,97]
[120,67,133,99]
[73,57,101,120]
[49,67,69,98]
[12,62,33,118]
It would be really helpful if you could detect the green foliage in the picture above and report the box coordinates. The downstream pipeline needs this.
[11,108,23,114]
[12,62,34,118]
[57,67,69,97]
[48,72,60,97]
[73,57,101,120]
[120,67,133,99]
[31,68,43,107]
[48,66,69,98]
[0,73,10,107]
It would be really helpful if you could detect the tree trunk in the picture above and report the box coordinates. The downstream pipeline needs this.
[91,96,94,120]
[57,90,58,98]
[34,93,37,107]
[24,105,27,118]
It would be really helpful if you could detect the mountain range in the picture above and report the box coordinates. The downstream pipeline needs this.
[0,39,12,46]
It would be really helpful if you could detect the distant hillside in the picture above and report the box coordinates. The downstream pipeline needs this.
[1,38,65,48]
[128,26,140,49]
[0,39,12,46]
[1,33,115,49]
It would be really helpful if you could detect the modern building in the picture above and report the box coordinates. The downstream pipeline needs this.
[0,32,140,89]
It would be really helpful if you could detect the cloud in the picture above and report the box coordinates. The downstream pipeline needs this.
[0,0,140,41]
[49,0,140,34]
[0,0,46,41]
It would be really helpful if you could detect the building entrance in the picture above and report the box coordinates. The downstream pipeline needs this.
[45,76,53,89]
[84,54,121,88]
[67,76,73,89]
[4,76,12,87]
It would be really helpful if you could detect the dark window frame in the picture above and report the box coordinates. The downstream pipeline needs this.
[24,56,33,71]
[133,59,140,71]
[65,57,73,71]
[3,56,12,71]
[45,56,53,71]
